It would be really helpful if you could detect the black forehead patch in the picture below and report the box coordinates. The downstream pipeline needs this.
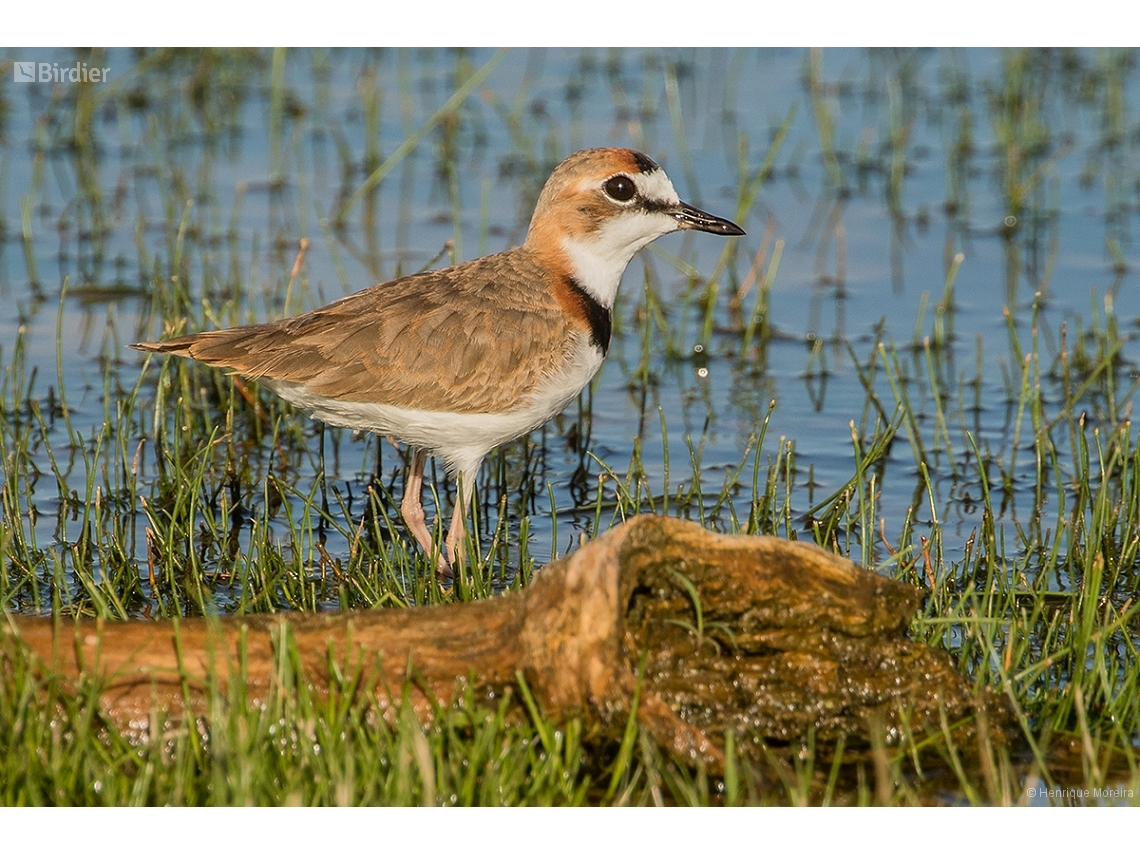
[631,151,659,174]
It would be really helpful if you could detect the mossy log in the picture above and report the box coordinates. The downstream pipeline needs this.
[3,516,1001,769]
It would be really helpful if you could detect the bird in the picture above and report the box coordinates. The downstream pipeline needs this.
[132,147,744,578]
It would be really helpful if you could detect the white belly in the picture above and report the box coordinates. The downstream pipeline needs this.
[264,336,605,477]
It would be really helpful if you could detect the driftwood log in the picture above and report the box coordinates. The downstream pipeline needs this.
[3,516,999,769]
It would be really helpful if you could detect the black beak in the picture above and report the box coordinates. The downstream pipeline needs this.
[673,202,745,236]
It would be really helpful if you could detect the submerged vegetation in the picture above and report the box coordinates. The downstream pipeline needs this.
[1,47,1139,805]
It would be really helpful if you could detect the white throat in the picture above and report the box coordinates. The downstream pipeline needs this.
[562,211,677,307]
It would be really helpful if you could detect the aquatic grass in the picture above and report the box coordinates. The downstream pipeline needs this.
[4,47,1140,805]
[7,337,1137,803]
[333,49,507,228]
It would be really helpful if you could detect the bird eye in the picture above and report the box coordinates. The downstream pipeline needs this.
[603,175,636,202]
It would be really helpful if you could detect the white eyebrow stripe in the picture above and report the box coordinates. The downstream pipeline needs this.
[631,168,680,206]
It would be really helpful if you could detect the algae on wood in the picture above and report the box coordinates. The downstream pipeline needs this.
[3,516,1003,769]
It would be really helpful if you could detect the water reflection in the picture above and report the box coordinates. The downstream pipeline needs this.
[0,47,1137,614]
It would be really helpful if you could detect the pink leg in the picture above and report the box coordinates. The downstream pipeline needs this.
[400,449,447,573]
[444,467,478,576]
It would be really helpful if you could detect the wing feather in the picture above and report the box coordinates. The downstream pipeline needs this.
[133,248,581,414]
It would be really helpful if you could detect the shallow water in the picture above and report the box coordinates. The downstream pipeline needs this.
[1,47,1138,610]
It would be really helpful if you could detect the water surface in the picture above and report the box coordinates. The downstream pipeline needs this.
[1,47,1137,611]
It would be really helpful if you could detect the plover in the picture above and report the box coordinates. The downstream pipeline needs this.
[133,148,744,577]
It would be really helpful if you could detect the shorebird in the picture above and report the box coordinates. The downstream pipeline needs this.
[133,147,744,577]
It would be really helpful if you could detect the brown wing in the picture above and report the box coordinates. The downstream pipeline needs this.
[133,249,579,414]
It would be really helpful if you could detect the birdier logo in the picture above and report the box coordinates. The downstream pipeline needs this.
[13,61,109,83]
